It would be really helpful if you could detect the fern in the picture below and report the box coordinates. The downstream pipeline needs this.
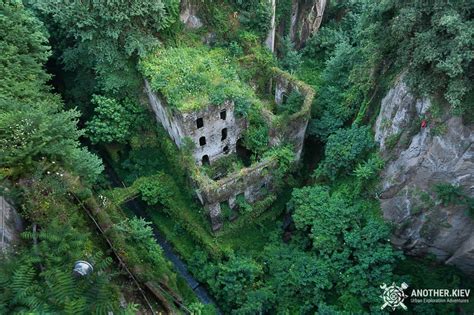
[0,216,121,314]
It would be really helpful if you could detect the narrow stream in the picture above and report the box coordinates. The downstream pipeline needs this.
[102,159,220,312]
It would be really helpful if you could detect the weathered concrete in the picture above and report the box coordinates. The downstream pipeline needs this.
[0,196,23,253]
[375,79,474,275]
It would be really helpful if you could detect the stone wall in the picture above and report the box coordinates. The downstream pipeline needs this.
[196,158,277,230]
[178,100,245,165]
[286,0,327,49]
[145,80,244,165]
[145,80,186,147]
[269,68,313,160]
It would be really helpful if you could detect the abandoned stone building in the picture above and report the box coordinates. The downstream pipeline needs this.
[142,50,314,230]
[145,81,244,166]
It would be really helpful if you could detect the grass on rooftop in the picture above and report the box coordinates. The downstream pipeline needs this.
[139,46,259,112]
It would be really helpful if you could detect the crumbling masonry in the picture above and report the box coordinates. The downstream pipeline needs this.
[145,68,314,230]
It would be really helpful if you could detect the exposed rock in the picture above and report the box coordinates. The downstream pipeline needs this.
[264,0,276,52]
[180,0,203,29]
[288,0,327,49]
[0,196,23,253]
[375,79,474,275]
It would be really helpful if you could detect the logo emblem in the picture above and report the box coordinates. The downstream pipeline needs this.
[380,282,409,310]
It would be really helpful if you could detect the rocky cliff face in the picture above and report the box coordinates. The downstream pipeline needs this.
[375,79,474,275]
[0,196,23,253]
[288,0,326,49]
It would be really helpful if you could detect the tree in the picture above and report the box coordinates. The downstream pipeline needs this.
[86,95,146,144]
[0,0,51,102]
[279,36,302,73]
[262,242,332,313]
[372,0,474,114]
[32,0,180,96]
[0,1,103,184]
[289,185,399,312]
[314,126,374,180]
[212,255,263,313]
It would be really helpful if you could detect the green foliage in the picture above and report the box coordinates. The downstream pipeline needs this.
[275,0,293,36]
[262,145,295,186]
[395,257,474,314]
[307,38,367,140]
[277,90,304,115]
[0,218,120,314]
[289,185,399,312]
[353,154,384,181]
[235,0,272,39]
[0,0,51,102]
[241,119,269,158]
[190,252,264,314]
[235,194,253,214]
[86,95,147,144]
[315,126,375,180]
[137,174,175,206]
[240,102,270,158]
[279,36,302,74]
[228,41,244,57]
[305,0,473,132]
[433,183,474,217]
[202,154,243,179]
[113,217,172,276]
[33,0,180,95]
[140,46,261,112]
[377,0,473,114]
[0,1,103,184]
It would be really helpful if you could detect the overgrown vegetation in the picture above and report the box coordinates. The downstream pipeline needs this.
[0,2,194,313]
[140,47,259,112]
[2,0,472,314]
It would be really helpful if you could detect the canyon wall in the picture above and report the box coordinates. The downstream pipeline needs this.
[375,79,474,275]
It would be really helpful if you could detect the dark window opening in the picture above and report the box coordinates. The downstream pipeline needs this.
[199,136,206,146]
[196,117,204,129]
[202,155,210,165]
[236,138,252,167]
[223,145,229,154]
[221,128,228,141]
[220,110,227,120]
